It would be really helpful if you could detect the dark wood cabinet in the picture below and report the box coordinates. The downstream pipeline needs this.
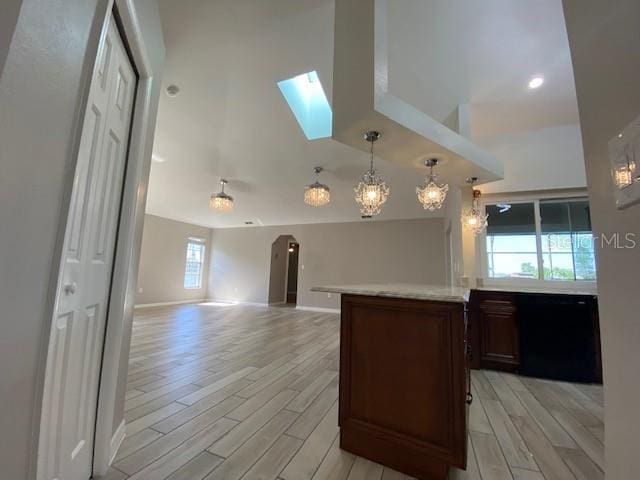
[469,289,602,383]
[339,294,468,480]
[476,292,519,371]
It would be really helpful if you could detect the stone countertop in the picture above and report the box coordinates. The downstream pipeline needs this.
[311,283,471,303]
[474,285,597,296]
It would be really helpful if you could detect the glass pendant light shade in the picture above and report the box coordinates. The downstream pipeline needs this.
[355,131,389,216]
[304,167,331,207]
[416,159,449,211]
[210,179,234,212]
[462,178,488,235]
[354,170,390,216]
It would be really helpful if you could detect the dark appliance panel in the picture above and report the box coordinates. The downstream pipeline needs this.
[517,294,600,383]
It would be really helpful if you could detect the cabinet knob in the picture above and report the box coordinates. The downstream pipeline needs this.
[64,282,77,295]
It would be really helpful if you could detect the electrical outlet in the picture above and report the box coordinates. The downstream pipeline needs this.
[138,287,143,293]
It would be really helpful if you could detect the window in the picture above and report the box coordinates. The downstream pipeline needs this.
[483,198,596,283]
[184,238,206,289]
[540,200,596,281]
[486,202,538,279]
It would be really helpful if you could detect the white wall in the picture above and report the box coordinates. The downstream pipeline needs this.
[208,218,447,310]
[0,1,164,477]
[479,124,587,194]
[563,1,640,478]
[136,215,210,305]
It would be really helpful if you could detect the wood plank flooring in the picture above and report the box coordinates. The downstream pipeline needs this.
[99,303,604,480]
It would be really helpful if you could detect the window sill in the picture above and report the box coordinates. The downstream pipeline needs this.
[477,279,597,296]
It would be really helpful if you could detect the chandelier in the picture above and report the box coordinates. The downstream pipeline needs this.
[304,166,331,207]
[416,158,449,211]
[209,179,234,212]
[354,131,389,217]
[462,177,488,235]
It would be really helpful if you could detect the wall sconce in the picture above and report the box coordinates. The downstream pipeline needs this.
[614,160,636,189]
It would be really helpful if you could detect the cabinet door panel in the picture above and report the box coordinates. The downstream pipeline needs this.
[480,307,519,370]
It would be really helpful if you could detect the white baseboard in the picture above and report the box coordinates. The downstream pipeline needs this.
[134,299,205,308]
[296,305,341,314]
[204,299,269,307]
[109,420,126,465]
[200,298,340,314]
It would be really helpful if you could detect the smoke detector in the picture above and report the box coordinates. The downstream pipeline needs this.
[166,84,180,97]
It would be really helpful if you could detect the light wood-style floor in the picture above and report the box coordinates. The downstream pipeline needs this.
[100,303,604,480]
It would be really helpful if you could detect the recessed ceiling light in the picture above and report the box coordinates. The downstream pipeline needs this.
[528,76,545,90]
[618,133,624,139]
[166,84,180,97]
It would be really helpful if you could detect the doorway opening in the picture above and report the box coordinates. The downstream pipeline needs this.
[268,235,300,306]
[286,241,299,304]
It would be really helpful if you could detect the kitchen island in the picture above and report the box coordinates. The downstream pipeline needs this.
[311,284,471,480]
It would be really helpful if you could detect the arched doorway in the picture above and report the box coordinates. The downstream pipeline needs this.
[268,235,300,306]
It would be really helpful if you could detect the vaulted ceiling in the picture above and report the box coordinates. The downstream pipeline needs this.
[149,0,582,228]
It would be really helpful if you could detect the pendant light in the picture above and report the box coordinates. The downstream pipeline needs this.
[416,158,449,211]
[209,179,234,212]
[354,131,389,217]
[304,166,331,207]
[462,177,488,235]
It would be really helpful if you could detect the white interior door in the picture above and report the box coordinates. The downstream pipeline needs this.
[38,14,136,480]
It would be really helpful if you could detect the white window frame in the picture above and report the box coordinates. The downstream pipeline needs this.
[477,191,597,293]
[184,237,206,289]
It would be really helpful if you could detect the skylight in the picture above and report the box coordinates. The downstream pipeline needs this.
[277,71,332,140]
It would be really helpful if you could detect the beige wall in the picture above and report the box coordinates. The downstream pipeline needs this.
[208,218,447,309]
[136,215,210,305]
[563,1,640,477]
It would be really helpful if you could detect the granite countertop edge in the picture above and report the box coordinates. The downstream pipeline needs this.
[474,285,598,296]
[311,284,471,303]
